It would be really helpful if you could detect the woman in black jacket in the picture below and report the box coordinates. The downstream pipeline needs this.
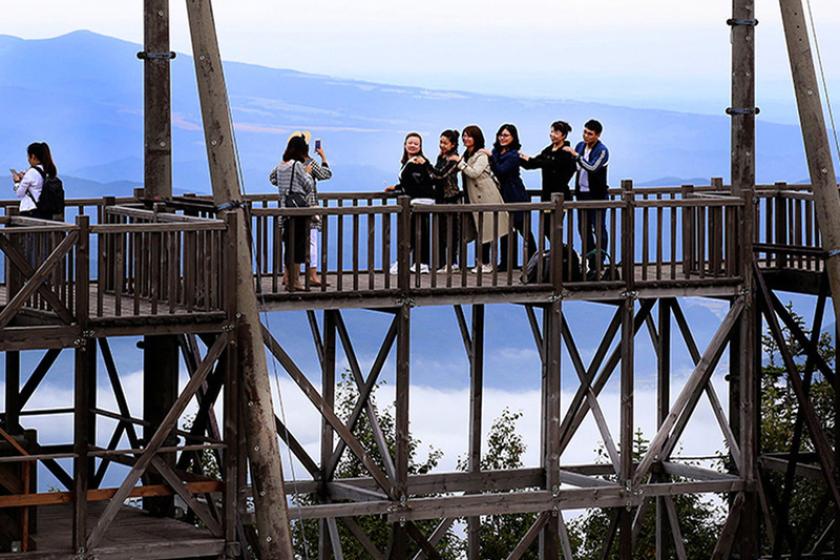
[520,120,577,240]
[386,132,436,272]
[431,129,462,269]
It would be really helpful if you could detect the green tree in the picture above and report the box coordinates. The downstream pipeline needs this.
[291,371,462,559]
[566,429,722,559]
[457,408,540,559]
[758,303,835,554]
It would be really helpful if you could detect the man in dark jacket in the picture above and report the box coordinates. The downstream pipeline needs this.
[520,120,577,240]
[565,119,610,279]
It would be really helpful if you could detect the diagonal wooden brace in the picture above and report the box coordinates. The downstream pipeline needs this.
[561,315,621,476]
[86,334,228,550]
[151,455,223,537]
[634,298,744,485]
[327,311,398,481]
[262,325,397,499]
[0,232,76,327]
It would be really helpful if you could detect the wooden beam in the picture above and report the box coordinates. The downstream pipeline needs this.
[663,496,687,560]
[340,517,384,560]
[184,0,294,556]
[778,0,840,324]
[0,233,77,327]
[711,492,745,560]
[634,298,744,484]
[561,314,621,475]
[262,326,396,498]
[86,334,227,549]
[506,512,549,560]
[558,300,654,456]
[467,304,484,560]
[619,294,635,558]
[756,267,840,508]
[327,311,397,481]
[670,299,742,470]
[0,480,224,508]
[142,0,173,200]
[393,303,411,559]
[17,349,61,409]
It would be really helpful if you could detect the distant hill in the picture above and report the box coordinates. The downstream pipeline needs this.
[0,30,815,194]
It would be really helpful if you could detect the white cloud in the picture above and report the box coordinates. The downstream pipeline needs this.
[1,0,838,115]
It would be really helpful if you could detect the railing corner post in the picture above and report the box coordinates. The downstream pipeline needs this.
[397,196,411,292]
[74,214,90,326]
[621,180,635,290]
[551,193,564,292]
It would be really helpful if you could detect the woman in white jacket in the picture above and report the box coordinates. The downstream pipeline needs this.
[448,126,509,272]
[11,142,56,219]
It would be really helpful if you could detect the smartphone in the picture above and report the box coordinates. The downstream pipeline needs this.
[315,139,322,150]
[9,168,17,176]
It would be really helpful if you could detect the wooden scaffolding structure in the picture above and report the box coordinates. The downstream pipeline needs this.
[0,0,837,558]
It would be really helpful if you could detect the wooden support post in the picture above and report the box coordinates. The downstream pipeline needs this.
[541,300,562,558]
[619,294,635,559]
[73,215,92,557]
[142,0,179,518]
[185,1,294,557]
[655,299,670,560]
[393,303,411,559]
[142,336,178,517]
[4,351,20,434]
[731,0,759,541]
[836,321,840,557]
[142,0,172,201]
[779,0,840,322]
[319,310,337,560]
[467,304,484,560]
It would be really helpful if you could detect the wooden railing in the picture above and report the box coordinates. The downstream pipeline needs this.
[255,183,747,298]
[0,205,233,330]
[753,183,824,272]
[3,180,832,327]
[94,205,230,317]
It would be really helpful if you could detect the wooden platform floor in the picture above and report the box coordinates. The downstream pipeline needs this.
[0,503,224,559]
[0,283,226,327]
[0,262,823,322]
[255,263,748,309]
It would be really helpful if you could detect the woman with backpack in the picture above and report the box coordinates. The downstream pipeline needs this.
[270,135,316,291]
[11,142,58,220]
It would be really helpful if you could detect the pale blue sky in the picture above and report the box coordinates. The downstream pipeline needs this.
[1,0,839,122]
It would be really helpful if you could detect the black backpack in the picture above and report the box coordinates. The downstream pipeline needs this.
[522,245,582,284]
[29,167,65,217]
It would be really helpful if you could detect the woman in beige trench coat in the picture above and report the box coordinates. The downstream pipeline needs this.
[450,125,509,272]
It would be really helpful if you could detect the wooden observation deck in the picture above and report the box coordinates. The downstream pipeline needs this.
[0,180,834,558]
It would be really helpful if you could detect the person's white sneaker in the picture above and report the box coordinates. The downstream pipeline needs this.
[389,262,400,275]
[436,264,460,273]
[471,264,494,273]
[409,263,431,274]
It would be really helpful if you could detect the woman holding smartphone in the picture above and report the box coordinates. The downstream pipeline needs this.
[11,142,57,219]
[294,131,332,286]
[270,135,316,290]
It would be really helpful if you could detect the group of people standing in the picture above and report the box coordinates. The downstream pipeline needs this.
[386,119,610,275]
[271,119,610,288]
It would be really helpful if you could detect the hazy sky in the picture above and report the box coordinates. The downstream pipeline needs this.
[2,1,839,122]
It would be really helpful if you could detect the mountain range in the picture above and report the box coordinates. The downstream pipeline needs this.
[0,30,816,198]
